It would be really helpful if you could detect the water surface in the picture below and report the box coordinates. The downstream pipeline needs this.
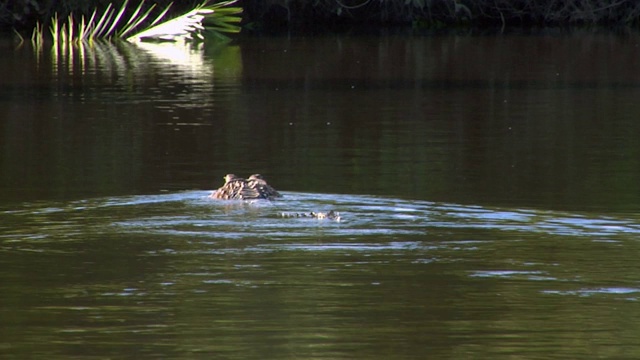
[2,30,640,358]
[3,191,640,358]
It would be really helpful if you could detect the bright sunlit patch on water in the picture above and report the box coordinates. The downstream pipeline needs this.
[265,240,433,253]
[543,287,640,297]
[469,270,548,278]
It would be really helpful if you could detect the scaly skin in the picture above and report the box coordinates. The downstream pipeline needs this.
[280,210,341,221]
[210,174,282,200]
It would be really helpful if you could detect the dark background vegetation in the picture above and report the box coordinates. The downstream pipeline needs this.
[3,0,640,33]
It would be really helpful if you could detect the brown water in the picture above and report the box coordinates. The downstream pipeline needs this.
[2,30,640,359]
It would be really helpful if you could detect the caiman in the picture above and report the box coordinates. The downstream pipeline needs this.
[210,174,340,221]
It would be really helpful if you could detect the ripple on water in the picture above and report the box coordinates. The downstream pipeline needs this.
[543,287,640,299]
[4,190,640,244]
[101,191,640,242]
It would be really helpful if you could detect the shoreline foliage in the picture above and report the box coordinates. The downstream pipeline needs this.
[244,0,640,29]
[3,0,640,35]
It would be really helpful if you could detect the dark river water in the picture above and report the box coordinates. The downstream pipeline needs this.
[2,30,640,359]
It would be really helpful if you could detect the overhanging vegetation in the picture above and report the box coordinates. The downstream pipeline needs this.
[25,0,241,45]
[4,0,640,36]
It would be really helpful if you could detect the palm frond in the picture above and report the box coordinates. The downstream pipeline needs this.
[91,3,115,39]
[84,8,98,38]
[144,3,174,30]
[30,0,242,45]
[103,0,130,38]
[77,15,86,41]
[126,6,208,42]
[203,2,243,35]
[117,2,158,38]
[67,13,74,42]
[126,0,242,42]
[49,13,59,42]
[31,21,44,46]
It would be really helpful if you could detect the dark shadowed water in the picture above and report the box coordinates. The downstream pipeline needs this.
[2,30,640,359]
